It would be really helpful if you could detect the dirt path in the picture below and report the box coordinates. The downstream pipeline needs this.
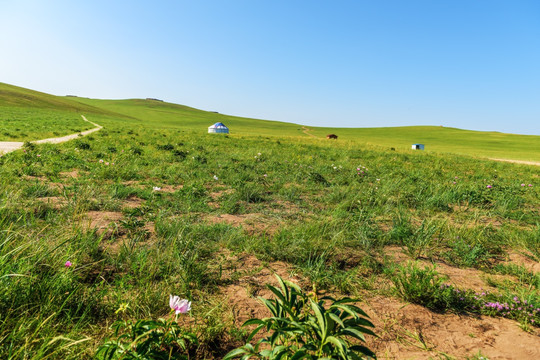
[0,115,101,155]
[301,126,318,138]
[490,158,540,166]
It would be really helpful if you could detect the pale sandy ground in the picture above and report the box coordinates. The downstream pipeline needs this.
[490,158,540,166]
[0,115,101,155]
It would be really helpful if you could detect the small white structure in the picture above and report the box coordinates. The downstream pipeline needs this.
[412,144,425,150]
[208,122,229,134]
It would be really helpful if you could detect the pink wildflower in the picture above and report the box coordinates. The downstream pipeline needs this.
[486,185,492,189]
[169,295,191,314]
[65,261,72,267]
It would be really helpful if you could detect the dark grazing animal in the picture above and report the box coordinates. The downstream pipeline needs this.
[326,134,338,140]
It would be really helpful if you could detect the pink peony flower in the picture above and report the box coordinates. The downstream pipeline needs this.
[169,295,191,314]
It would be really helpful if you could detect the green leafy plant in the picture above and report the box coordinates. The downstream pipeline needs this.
[96,297,196,360]
[224,275,376,360]
[96,318,197,360]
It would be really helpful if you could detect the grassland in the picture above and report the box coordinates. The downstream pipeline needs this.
[0,83,539,359]
[2,82,538,162]
[0,84,126,141]
[72,96,540,162]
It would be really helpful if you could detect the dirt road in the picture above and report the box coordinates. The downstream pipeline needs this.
[301,126,317,138]
[0,115,101,155]
[490,158,540,166]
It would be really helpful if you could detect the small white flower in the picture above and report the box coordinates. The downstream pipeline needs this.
[153,186,161,191]
[213,175,219,180]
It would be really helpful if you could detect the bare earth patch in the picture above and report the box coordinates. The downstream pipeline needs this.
[209,188,234,200]
[36,196,67,209]
[364,295,540,359]
[158,184,183,193]
[59,170,81,178]
[383,246,513,291]
[84,211,123,231]
[220,251,539,359]
[206,213,281,235]
[122,197,144,209]
[220,252,299,325]
[24,175,47,181]
[506,251,540,273]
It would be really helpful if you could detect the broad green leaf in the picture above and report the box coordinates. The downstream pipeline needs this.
[223,347,248,360]
[324,336,347,358]
[310,300,327,340]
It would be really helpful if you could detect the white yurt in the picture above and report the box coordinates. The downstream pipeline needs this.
[208,122,229,134]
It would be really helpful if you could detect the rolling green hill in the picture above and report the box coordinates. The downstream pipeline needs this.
[0,82,538,161]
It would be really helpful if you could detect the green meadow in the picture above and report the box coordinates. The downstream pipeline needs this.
[2,82,538,162]
[0,82,539,359]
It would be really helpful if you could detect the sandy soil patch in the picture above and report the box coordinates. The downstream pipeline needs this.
[383,246,512,290]
[364,294,539,359]
[219,251,539,359]
[209,188,235,200]
[122,197,144,209]
[207,213,281,235]
[220,252,299,325]
[23,175,48,181]
[505,251,540,273]
[59,170,81,178]
[36,196,67,209]
[84,211,123,230]
[157,184,183,193]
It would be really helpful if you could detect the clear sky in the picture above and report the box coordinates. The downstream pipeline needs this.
[1,0,539,135]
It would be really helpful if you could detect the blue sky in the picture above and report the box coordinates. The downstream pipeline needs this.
[1,0,539,135]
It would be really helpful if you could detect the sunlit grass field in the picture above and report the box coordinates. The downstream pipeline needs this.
[73,96,540,162]
[2,82,538,161]
[0,106,94,141]
[0,82,539,359]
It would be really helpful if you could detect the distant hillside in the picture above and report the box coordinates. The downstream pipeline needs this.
[0,82,538,161]
[0,83,120,117]
[69,97,304,136]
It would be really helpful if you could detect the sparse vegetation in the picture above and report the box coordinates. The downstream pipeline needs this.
[0,82,538,359]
